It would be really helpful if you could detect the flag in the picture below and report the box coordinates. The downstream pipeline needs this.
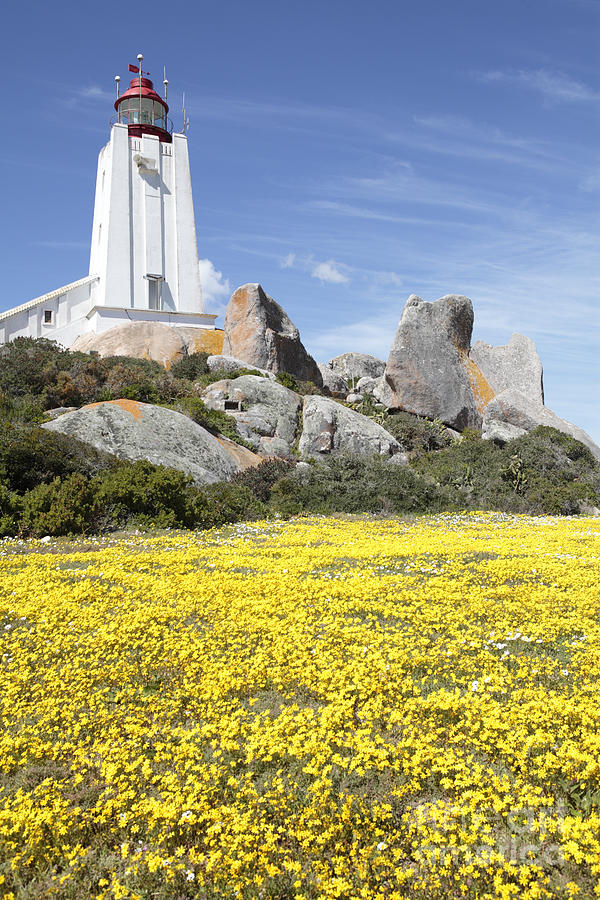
[128,64,139,73]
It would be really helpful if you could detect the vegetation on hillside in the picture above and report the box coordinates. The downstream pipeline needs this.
[0,337,262,426]
[0,337,597,536]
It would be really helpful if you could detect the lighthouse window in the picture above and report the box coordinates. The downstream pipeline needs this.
[148,278,162,311]
[118,98,166,128]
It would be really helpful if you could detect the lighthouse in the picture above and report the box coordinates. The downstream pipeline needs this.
[0,55,217,346]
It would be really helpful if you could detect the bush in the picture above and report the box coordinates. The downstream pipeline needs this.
[502,426,600,514]
[41,357,108,409]
[99,363,160,404]
[0,337,73,398]
[0,483,22,537]
[275,372,323,396]
[384,411,454,455]
[296,379,325,396]
[0,422,117,493]
[412,434,517,509]
[21,474,99,537]
[172,397,253,447]
[269,454,458,517]
[412,426,600,515]
[275,371,299,392]
[232,458,296,501]
[193,482,265,528]
[93,461,197,529]
[0,392,47,424]
[169,352,210,381]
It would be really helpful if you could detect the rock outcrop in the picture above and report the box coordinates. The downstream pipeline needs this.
[317,363,348,394]
[328,353,386,385]
[222,283,322,385]
[174,326,225,357]
[354,375,381,396]
[204,375,301,457]
[470,333,544,405]
[372,375,392,407]
[70,322,224,367]
[43,399,261,483]
[298,396,403,460]
[206,355,275,379]
[483,390,600,461]
[382,294,494,431]
[482,420,527,445]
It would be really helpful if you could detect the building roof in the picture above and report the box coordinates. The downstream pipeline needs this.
[0,275,99,323]
[115,76,169,114]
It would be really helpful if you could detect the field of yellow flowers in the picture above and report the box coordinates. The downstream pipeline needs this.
[0,512,599,899]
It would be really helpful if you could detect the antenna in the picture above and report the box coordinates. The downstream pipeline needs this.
[137,53,143,116]
[163,66,168,101]
[114,75,120,100]
[182,92,190,133]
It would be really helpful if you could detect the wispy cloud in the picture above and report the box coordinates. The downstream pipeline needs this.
[62,84,115,110]
[78,85,114,101]
[280,252,296,268]
[344,167,514,218]
[478,68,600,103]
[188,94,379,139]
[307,199,481,229]
[407,114,569,171]
[311,259,350,284]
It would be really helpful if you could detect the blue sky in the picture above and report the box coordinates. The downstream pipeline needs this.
[2,0,599,441]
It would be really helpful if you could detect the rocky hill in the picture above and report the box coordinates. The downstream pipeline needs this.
[0,282,598,536]
[62,281,600,465]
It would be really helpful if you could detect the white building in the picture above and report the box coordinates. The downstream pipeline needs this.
[0,57,216,347]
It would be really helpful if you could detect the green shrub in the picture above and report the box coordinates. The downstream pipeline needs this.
[101,355,164,378]
[384,411,454,454]
[275,371,299,392]
[412,426,600,515]
[21,474,99,537]
[41,358,107,409]
[275,372,323,396]
[172,397,253,447]
[93,461,197,529]
[502,426,600,514]
[169,352,210,381]
[0,422,117,493]
[0,392,47,425]
[296,379,324,396]
[269,454,458,517]
[0,483,22,537]
[412,435,516,509]
[0,337,73,399]
[193,482,266,528]
[231,458,295,501]
[99,363,159,404]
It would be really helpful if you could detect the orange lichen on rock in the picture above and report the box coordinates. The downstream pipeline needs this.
[460,352,495,413]
[83,399,145,420]
[184,328,224,356]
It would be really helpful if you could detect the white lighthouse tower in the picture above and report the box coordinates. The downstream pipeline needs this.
[0,55,217,346]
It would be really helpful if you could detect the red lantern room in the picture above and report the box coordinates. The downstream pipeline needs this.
[114,54,172,143]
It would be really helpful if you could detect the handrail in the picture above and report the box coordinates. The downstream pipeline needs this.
[109,115,174,134]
